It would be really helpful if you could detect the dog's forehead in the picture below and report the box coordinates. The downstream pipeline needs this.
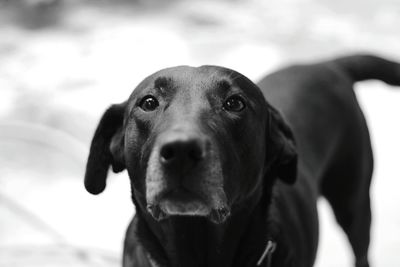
[131,65,262,98]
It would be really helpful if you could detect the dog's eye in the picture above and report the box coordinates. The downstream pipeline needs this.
[139,95,159,111]
[223,95,246,112]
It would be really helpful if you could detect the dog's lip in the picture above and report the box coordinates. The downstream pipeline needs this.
[159,198,210,217]
[146,189,231,223]
[147,187,211,218]
[160,188,210,215]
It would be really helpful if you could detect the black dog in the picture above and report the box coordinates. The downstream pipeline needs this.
[84,55,400,267]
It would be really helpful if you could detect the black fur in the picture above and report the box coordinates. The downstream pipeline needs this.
[84,54,400,267]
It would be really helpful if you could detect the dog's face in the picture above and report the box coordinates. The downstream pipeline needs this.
[84,66,297,224]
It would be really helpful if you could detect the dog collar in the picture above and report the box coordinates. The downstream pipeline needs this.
[256,240,277,267]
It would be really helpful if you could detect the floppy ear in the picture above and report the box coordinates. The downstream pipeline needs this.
[84,103,126,195]
[265,105,297,184]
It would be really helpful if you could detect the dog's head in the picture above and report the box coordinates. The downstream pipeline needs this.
[84,66,297,224]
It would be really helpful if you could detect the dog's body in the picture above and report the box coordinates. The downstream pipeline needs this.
[84,55,400,267]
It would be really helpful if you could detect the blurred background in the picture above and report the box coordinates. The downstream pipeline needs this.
[0,0,399,266]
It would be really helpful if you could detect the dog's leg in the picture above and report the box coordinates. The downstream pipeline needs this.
[320,130,373,267]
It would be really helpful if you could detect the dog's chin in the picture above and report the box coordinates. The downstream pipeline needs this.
[160,198,211,216]
[147,191,230,224]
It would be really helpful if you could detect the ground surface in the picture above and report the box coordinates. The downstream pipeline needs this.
[0,0,399,266]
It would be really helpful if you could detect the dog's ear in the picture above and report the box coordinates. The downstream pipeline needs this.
[265,105,297,184]
[84,103,126,195]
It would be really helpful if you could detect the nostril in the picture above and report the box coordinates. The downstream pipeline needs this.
[160,145,175,163]
[188,145,204,161]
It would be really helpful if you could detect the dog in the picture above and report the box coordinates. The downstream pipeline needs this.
[84,54,400,267]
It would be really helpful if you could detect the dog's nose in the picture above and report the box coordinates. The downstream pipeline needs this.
[159,138,206,168]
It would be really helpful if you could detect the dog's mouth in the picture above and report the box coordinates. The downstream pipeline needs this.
[160,189,209,214]
[146,188,230,223]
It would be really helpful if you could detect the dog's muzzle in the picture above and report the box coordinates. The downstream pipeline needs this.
[145,129,230,223]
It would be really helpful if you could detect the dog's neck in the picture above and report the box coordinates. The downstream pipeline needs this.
[155,216,228,267]
[134,187,283,267]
